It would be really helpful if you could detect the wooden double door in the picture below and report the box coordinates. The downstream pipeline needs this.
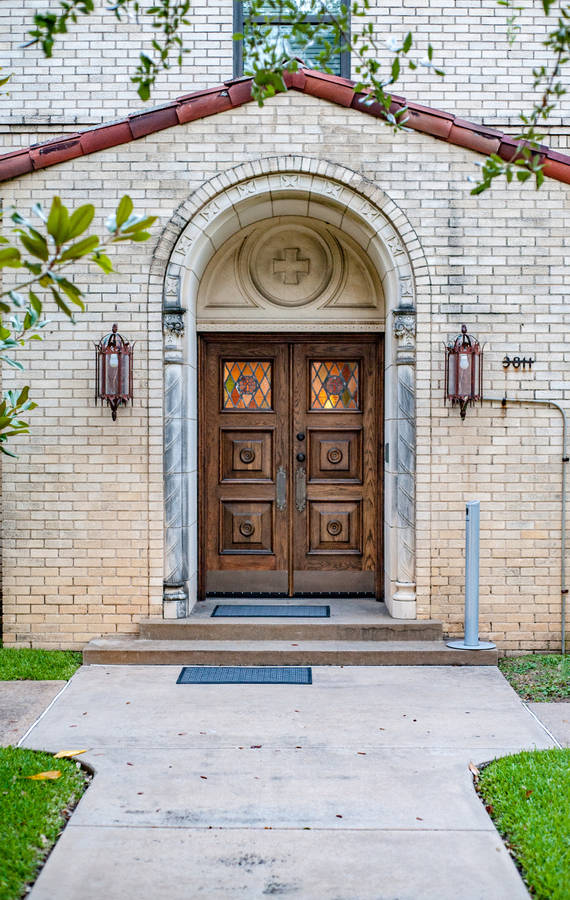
[200,335,382,596]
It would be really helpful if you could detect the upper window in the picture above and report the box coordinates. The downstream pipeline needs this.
[234,2,350,79]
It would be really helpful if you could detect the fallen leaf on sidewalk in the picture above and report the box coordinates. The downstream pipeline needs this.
[26,771,61,781]
[53,749,87,759]
[468,762,480,781]
[250,745,262,749]
[200,776,208,780]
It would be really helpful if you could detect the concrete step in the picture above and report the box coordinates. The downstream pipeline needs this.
[84,636,497,666]
[139,618,443,642]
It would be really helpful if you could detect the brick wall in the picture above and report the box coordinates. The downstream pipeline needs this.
[1,6,569,651]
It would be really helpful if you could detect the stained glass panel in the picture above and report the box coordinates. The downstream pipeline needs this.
[223,360,272,410]
[310,360,359,410]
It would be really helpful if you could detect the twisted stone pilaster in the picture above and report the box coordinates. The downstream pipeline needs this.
[392,309,416,612]
[163,273,188,618]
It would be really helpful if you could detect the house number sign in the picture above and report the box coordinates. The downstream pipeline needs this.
[502,355,534,370]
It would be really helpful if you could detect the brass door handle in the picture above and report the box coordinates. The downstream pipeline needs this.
[276,466,287,511]
[295,466,306,513]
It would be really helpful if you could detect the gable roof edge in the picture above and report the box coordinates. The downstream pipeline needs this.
[1,68,569,186]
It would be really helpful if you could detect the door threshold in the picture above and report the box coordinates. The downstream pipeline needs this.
[205,591,377,599]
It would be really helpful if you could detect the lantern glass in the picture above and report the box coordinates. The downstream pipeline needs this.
[457,351,472,396]
[95,325,135,420]
[444,324,483,417]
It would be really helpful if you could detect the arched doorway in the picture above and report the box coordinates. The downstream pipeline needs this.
[155,157,426,619]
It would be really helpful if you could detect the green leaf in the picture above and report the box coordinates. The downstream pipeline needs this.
[67,204,95,239]
[91,252,114,274]
[119,215,157,235]
[115,196,134,229]
[0,355,25,370]
[403,31,412,53]
[50,287,74,321]
[29,291,42,317]
[0,247,22,267]
[47,196,69,244]
[18,232,49,262]
[17,385,30,404]
[59,235,100,261]
[391,57,400,83]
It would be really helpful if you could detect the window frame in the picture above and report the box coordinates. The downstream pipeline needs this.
[233,2,351,79]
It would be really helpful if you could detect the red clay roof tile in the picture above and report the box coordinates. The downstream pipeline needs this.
[29,135,82,169]
[0,68,569,188]
[128,104,179,139]
[79,121,133,154]
[176,88,232,124]
[303,69,355,106]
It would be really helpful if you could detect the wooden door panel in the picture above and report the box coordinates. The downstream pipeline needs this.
[220,500,274,554]
[307,428,363,483]
[220,429,274,482]
[308,499,362,554]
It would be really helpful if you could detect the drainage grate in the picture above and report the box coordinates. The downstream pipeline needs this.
[211,604,330,618]
[177,666,312,685]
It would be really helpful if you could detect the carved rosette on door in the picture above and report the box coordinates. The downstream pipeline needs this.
[201,336,381,596]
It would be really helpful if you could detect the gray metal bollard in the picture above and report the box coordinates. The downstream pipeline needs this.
[447,500,496,651]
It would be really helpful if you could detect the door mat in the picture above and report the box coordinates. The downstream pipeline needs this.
[211,604,330,618]
[177,666,312,685]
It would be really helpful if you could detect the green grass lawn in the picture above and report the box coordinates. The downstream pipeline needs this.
[0,747,88,900]
[499,654,570,702]
[478,749,570,900]
[0,646,82,681]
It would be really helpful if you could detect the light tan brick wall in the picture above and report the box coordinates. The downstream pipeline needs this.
[2,0,568,129]
[1,84,569,650]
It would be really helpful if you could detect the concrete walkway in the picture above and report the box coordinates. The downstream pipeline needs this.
[21,665,555,900]
[0,680,64,746]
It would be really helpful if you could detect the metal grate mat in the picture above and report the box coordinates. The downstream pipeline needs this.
[212,604,330,618]
[177,666,312,684]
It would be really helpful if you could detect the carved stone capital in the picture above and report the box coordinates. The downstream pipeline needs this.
[163,308,186,337]
[393,308,416,362]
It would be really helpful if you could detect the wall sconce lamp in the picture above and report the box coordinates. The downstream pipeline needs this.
[445,324,483,419]
[95,324,134,421]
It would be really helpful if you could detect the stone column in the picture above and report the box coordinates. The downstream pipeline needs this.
[392,308,416,616]
[162,271,188,619]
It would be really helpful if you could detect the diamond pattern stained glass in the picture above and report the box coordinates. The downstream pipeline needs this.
[223,361,272,410]
[310,361,359,410]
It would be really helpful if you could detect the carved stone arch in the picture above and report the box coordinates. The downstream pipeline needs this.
[150,156,430,620]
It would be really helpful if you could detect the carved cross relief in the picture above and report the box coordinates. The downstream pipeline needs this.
[272,248,310,285]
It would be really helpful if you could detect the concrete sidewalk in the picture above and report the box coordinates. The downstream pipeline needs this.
[21,665,554,900]
[0,680,64,746]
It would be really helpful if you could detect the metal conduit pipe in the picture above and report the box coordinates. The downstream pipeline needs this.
[482,395,567,655]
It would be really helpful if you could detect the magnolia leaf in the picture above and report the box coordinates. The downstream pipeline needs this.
[18,229,49,262]
[47,196,68,244]
[0,247,22,267]
[59,235,100,261]
[91,252,114,274]
[26,770,62,781]
[0,355,25,370]
[115,195,134,229]
[53,749,88,759]
[17,385,30,405]
[67,204,95,240]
